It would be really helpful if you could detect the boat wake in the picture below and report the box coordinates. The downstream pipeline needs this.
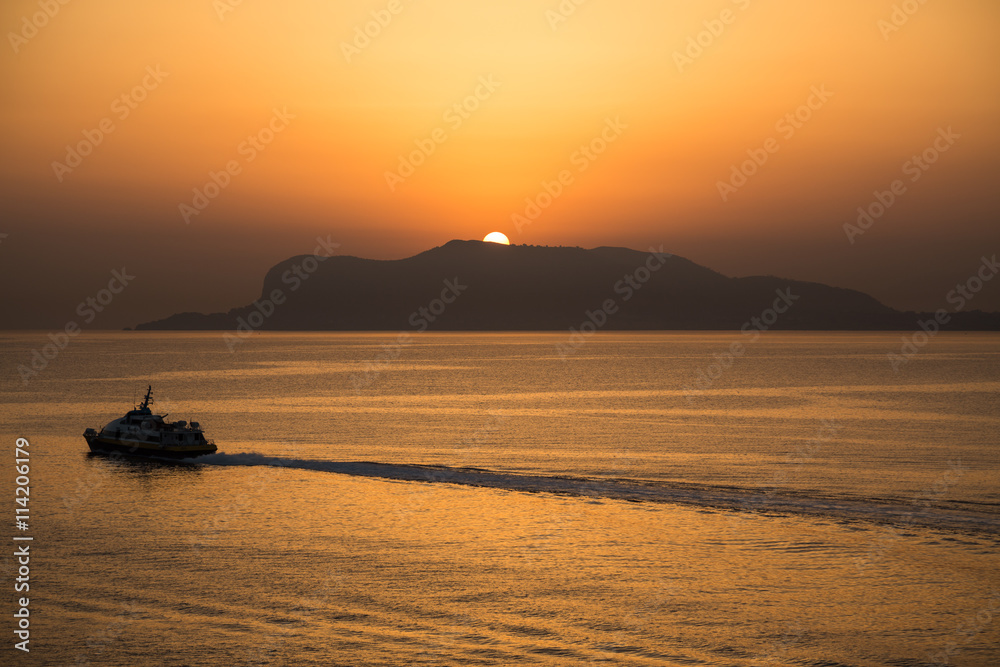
[192,453,1000,535]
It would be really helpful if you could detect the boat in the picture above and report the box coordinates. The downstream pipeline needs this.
[83,386,218,459]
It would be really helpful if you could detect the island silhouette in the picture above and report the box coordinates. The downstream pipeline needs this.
[135,240,1000,331]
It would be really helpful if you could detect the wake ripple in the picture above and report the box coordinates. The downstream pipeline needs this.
[194,453,1000,535]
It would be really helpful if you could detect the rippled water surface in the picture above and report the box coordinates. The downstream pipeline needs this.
[1,331,998,665]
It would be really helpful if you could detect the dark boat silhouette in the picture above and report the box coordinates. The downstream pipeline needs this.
[83,386,218,459]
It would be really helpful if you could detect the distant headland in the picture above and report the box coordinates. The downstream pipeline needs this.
[133,240,1000,332]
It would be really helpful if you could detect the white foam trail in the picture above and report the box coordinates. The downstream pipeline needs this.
[192,453,1000,535]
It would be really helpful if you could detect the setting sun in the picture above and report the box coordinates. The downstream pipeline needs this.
[483,232,510,245]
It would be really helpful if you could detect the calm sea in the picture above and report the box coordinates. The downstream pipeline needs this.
[1,331,998,666]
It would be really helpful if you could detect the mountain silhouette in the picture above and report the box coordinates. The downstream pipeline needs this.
[134,240,999,331]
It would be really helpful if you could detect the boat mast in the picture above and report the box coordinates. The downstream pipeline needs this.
[139,385,153,411]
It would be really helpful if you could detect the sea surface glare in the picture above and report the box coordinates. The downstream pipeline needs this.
[1,331,998,666]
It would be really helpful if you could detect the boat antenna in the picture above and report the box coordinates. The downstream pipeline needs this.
[139,385,153,411]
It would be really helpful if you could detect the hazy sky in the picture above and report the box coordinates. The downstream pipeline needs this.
[2,0,999,329]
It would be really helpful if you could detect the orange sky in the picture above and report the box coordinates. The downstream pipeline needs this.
[1,0,999,327]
